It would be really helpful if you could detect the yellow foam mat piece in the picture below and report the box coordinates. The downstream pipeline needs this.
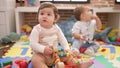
[2,46,32,58]
[98,45,120,60]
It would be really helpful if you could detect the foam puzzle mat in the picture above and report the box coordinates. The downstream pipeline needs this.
[1,41,120,68]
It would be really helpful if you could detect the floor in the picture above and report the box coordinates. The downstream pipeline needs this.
[0,42,14,58]
[1,41,120,68]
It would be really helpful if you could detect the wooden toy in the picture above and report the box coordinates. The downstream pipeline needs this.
[52,45,82,68]
[52,46,64,68]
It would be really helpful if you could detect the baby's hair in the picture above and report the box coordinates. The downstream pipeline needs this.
[73,6,85,21]
[38,2,60,24]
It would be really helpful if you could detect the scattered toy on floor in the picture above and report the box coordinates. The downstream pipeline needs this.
[0,32,20,44]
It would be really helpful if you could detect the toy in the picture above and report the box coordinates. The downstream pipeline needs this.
[0,36,11,44]
[108,29,119,38]
[14,58,28,68]
[20,24,32,41]
[108,42,120,46]
[21,24,32,33]
[0,32,20,44]
[27,45,82,68]
[116,37,120,42]
[109,36,117,42]
[94,27,112,42]
[0,60,12,68]
[28,0,39,6]
[52,46,65,68]
[20,35,29,41]
[3,65,12,68]
[3,49,8,54]
[52,45,82,68]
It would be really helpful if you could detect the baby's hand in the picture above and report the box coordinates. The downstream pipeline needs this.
[44,46,53,55]
[80,35,86,41]
[91,15,98,20]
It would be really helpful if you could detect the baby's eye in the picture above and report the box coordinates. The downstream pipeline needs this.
[48,14,51,16]
[40,13,44,15]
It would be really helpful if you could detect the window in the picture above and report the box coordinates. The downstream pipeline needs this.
[40,0,90,3]
[16,0,90,3]
[115,0,120,4]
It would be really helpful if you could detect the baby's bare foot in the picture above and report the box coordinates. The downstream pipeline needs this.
[79,57,94,68]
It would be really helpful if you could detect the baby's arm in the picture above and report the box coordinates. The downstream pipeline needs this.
[56,25,70,50]
[73,33,86,40]
[29,27,52,54]
[72,23,86,40]
[92,15,102,30]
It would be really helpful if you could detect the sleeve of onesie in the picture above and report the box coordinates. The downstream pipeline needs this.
[72,22,81,34]
[29,26,46,53]
[56,25,70,50]
[91,19,97,30]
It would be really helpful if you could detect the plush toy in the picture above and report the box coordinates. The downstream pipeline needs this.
[0,32,20,44]
[93,27,112,42]
[108,29,119,38]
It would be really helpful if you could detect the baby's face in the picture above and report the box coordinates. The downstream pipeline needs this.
[82,7,92,22]
[38,8,55,28]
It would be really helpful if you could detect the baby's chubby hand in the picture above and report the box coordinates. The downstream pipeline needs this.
[44,46,53,55]
[80,35,86,41]
[91,15,99,20]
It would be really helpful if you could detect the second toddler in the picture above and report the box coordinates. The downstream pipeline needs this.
[72,6,102,56]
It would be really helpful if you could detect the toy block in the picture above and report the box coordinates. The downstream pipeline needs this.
[3,65,12,68]
[3,60,12,66]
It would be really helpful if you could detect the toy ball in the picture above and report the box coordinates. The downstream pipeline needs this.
[19,60,28,68]
[116,37,120,42]
[109,36,117,42]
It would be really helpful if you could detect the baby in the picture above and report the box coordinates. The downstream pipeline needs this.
[29,2,94,68]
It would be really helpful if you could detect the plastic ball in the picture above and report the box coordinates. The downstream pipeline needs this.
[109,36,117,42]
[116,37,120,42]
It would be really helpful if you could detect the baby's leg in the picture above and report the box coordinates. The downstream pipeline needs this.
[31,53,48,68]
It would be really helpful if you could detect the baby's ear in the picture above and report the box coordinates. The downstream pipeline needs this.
[54,15,60,23]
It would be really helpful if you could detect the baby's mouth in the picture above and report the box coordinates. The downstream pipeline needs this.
[43,20,47,22]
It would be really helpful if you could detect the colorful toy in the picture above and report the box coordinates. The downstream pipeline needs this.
[20,35,29,41]
[14,58,28,68]
[21,24,32,37]
[28,0,39,6]
[52,45,83,68]
[108,29,119,38]
[21,24,32,33]
[116,37,120,42]
[109,36,117,42]
[108,42,120,46]
[0,60,12,68]
[52,46,65,68]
